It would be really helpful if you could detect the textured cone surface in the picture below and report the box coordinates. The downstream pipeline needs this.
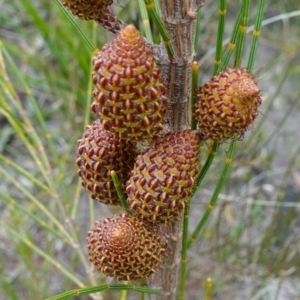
[126,130,200,223]
[76,120,136,205]
[62,0,124,33]
[97,8,124,34]
[91,25,167,141]
[195,68,262,143]
[87,214,166,281]
[62,0,112,20]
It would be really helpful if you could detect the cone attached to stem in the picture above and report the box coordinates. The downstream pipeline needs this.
[76,120,136,205]
[195,68,262,143]
[91,25,167,141]
[62,0,112,20]
[126,130,201,223]
[87,214,166,281]
[62,0,124,33]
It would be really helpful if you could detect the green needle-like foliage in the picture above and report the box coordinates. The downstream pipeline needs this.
[194,142,220,190]
[111,170,131,213]
[53,0,97,51]
[191,61,199,131]
[138,0,153,42]
[179,201,190,299]
[247,0,266,72]
[194,10,202,51]
[187,136,237,248]
[218,8,243,72]
[213,0,227,75]
[45,284,160,300]
[1,222,85,288]
[143,0,174,57]
[234,0,251,68]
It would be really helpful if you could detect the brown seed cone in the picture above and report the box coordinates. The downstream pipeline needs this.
[62,0,124,34]
[96,8,125,34]
[87,214,166,281]
[126,130,201,223]
[195,68,262,143]
[62,0,112,20]
[91,25,167,141]
[76,120,137,205]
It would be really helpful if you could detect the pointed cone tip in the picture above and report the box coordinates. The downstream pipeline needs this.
[121,24,140,37]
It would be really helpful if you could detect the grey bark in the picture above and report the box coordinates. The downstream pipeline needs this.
[148,215,184,299]
[148,1,203,299]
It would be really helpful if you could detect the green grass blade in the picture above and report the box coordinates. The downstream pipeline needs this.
[0,166,74,243]
[81,23,97,228]
[83,25,97,129]
[138,0,153,42]
[218,7,243,71]
[247,0,266,72]
[0,273,19,300]
[0,45,70,205]
[1,39,83,218]
[111,170,131,213]
[179,141,218,298]
[1,44,56,172]
[188,137,237,248]
[144,0,174,57]
[17,0,69,73]
[0,100,72,229]
[71,178,84,220]
[191,61,199,130]
[153,0,161,15]
[194,9,202,52]
[139,279,146,300]
[178,194,191,300]
[213,0,227,75]
[53,0,97,52]
[1,222,85,289]
[0,106,51,187]
[121,281,129,300]
[0,47,51,175]
[0,192,65,240]
[0,153,49,192]
[45,284,160,300]
[205,278,213,300]
[194,142,219,191]
[234,0,251,68]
